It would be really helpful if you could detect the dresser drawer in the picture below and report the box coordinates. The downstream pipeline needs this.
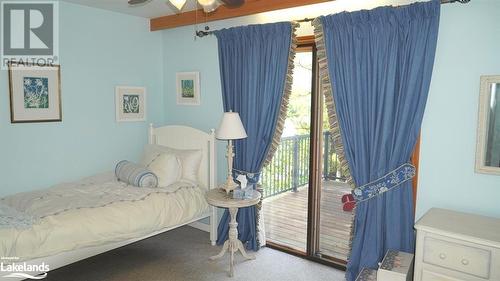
[423,236,491,279]
[421,269,464,281]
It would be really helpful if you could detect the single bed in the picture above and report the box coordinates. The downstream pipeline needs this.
[0,125,217,279]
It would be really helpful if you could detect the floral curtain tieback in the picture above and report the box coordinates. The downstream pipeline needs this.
[352,163,416,202]
[232,169,261,186]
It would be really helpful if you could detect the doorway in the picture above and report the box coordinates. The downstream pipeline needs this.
[261,36,353,268]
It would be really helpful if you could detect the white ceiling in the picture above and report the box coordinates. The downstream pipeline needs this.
[62,0,198,19]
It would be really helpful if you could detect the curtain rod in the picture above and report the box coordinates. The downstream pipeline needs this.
[196,0,470,37]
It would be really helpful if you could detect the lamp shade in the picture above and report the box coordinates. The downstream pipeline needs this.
[216,112,247,140]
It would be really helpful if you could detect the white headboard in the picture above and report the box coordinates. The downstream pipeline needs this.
[148,124,216,191]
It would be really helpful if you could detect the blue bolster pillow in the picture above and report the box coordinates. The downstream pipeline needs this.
[115,160,158,188]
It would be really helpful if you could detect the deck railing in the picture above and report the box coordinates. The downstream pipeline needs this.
[261,131,345,198]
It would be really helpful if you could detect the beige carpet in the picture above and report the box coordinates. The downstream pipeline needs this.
[45,226,345,281]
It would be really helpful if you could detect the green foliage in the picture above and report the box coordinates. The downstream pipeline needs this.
[285,53,331,135]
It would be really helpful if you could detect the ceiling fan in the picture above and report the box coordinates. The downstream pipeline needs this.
[128,0,245,13]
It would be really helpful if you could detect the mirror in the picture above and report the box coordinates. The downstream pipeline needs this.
[476,75,500,175]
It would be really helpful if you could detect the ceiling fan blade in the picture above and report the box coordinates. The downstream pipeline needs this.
[220,0,244,8]
[128,0,152,6]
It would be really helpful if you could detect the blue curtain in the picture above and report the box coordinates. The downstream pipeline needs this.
[214,22,294,251]
[316,1,440,280]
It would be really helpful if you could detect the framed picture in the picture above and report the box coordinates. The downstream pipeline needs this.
[8,62,62,123]
[176,72,200,105]
[115,86,146,122]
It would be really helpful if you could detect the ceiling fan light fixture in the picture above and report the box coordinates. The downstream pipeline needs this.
[168,0,187,11]
[197,0,221,13]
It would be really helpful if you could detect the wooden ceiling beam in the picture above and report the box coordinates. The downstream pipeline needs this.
[150,0,332,31]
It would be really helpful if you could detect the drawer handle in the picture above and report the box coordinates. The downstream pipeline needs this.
[461,259,469,266]
[439,253,446,260]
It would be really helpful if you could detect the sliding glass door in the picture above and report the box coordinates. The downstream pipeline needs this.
[261,50,313,253]
[317,96,353,263]
[261,37,353,268]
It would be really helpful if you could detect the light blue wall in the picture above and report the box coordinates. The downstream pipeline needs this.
[0,2,163,196]
[416,0,500,219]
[162,0,500,219]
[161,20,256,183]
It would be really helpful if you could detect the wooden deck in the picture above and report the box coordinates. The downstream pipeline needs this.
[263,180,354,261]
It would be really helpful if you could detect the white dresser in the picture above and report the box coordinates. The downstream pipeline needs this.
[414,208,500,281]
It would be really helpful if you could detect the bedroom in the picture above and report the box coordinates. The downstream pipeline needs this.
[0,0,499,280]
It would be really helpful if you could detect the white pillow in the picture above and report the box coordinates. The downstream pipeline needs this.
[147,153,181,187]
[140,144,165,166]
[174,149,203,184]
[141,144,202,185]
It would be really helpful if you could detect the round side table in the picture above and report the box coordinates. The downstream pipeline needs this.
[205,188,261,277]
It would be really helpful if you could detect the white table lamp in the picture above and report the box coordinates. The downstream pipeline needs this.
[216,111,247,193]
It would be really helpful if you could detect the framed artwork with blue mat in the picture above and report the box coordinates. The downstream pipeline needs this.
[8,61,61,123]
[115,86,146,122]
[176,71,200,106]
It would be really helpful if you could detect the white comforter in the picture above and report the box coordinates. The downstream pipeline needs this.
[0,173,209,261]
